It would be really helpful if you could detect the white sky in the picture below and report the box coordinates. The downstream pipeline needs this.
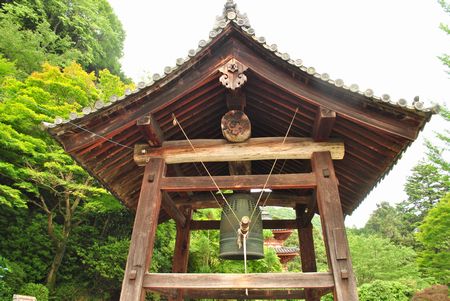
[108,0,449,227]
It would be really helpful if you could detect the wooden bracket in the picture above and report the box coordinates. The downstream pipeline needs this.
[312,107,336,142]
[219,58,248,90]
[137,114,164,147]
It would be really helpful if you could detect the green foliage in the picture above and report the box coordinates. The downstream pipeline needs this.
[358,280,413,301]
[0,61,133,296]
[439,0,450,73]
[364,202,413,246]
[0,0,125,77]
[19,283,49,301]
[349,233,419,284]
[416,194,450,284]
[0,55,19,83]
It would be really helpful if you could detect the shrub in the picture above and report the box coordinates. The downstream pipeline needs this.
[19,283,49,301]
[358,280,413,301]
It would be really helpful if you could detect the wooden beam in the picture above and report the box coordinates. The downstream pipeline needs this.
[170,208,192,301]
[160,173,316,192]
[296,205,320,301]
[313,107,336,142]
[143,272,334,289]
[151,288,333,299]
[172,192,311,209]
[190,219,298,230]
[312,152,358,301]
[137,114,164,146]
[120,158,165,301]
[184,289,306,299]
[162,193,186,228]
[229,161,252,175]
[134,137,345,166]
[233,38,420,140]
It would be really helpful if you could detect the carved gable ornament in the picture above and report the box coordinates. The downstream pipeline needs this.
[219,58,248,90]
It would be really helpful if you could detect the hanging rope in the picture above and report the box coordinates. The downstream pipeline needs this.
[248,107,299,223]
[172,113,242,226]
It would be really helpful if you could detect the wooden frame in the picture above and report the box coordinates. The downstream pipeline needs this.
[134,137,344,165]
[120,150,359,301]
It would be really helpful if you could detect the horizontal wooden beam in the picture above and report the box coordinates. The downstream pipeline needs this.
[143,273,334,289]
[134,137,344,166]
[190,219,298,230]
[160,173,316,192]
[172,192,312,209]
[183,288,332,299]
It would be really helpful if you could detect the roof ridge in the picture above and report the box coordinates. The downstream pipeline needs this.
[44,2,438,128]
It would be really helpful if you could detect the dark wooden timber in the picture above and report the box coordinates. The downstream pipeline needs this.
[169,207,192,301]
[160,173,316,192]
[313,107,336,142]
[120,158,165,301]
[142,272,334,289]
[134,138,345,165]
[312,152,358,300]
[297,205,320,301]
[137,114,164,146]
[233,37,421,141]
[161,193,186,228]
[190,219,298,230]
[172,192,311,209]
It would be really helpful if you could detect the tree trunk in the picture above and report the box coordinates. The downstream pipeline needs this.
[46,239,68,291]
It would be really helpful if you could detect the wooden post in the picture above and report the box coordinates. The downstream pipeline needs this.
[169,207,192,301]
[296,205,320,301]
[311,152,358,301]
[120,158,166,301]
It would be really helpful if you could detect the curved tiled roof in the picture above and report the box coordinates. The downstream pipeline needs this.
[43,0,438,129]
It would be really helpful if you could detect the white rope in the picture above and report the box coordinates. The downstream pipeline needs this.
[249,107,299,222]
[172,113,241,225]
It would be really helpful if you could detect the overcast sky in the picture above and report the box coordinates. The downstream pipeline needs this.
[108,0,449,227]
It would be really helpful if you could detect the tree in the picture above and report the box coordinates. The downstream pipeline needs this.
[0,62,132,291]
[348,233,419,285]
[0,0,126,77]
[364,202,409,245]
[438,0,450,73]
[416,194,450,284]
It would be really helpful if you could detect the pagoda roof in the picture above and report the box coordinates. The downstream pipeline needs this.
[46,1,436,219]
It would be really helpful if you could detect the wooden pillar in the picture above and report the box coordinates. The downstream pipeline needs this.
[311,152,358,301]
[296,205,320,301]
[169,207,192,301]
[120,158,166,301]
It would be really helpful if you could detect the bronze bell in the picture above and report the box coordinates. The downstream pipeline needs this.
[219,193,264,260]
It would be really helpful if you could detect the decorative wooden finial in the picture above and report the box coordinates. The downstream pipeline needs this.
[219,58,248,90]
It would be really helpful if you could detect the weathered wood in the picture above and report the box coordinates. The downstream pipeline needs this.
[135,137,344,166]
[229,160,252,175]
[161,193,186,228]
[226,90,246,110]
[151,288,333,299]
[143,272,334,289]
[172,192,311,209]
[296,205,320,301]
[190,219,298,230]
[311,152,358,301]
[137,114,164,147]
[169,207,192,301]
[182,289,306,299]
[233,37,420,140]
[219,58,248,90]
[160,173,316,192]
[120,158,166,301]
[313,107,336,142]
[221,110,251,142]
